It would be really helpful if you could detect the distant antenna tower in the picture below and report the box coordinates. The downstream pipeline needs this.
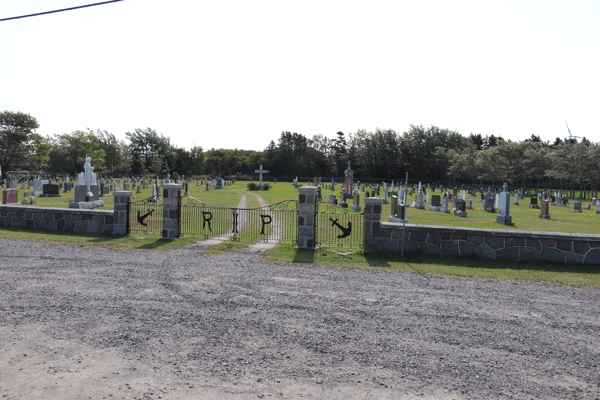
[565,120,582,140]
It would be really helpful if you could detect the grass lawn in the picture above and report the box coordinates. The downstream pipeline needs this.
[266,245,600,288]
[5,181,600,235]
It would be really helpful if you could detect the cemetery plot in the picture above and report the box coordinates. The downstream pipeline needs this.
[180,197,297,244]
[128,197,164,236]
[315,202,364,249]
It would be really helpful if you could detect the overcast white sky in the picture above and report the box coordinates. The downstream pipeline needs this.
[1,0,599,151]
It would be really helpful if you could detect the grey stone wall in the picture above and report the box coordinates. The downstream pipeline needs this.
[364,197,600,264]
[0,205,114,234]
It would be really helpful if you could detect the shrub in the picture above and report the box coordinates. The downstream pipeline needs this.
[261,183,271,191]
[247,182,259,191]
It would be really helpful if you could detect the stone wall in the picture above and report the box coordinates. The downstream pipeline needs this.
[364,198,600,265]
[0,205,114,234]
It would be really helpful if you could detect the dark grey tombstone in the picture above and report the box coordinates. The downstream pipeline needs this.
[456,199,466,212]
[43,184,60,195]
[530,197,538,205]
[431,195,441,207]
[395,204,405,219]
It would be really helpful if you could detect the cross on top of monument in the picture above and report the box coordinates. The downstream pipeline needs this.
[503,182,508,192]
[255,165,269,186]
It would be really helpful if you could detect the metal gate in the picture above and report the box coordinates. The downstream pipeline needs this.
[128,197,164,236]
[315,202,364,248]
[180,197,298,244]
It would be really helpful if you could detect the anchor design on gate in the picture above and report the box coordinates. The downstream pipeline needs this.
[329,218,352,239]
[137,209,154,226]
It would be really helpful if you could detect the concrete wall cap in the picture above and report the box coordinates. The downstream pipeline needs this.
[0,204,113,215]
[379,221,600,241]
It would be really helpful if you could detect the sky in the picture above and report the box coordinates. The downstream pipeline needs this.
[1,0,599,151]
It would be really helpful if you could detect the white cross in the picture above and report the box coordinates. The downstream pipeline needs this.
[254,165,268,186]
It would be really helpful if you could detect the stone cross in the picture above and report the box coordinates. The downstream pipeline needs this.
[255,165,268,186]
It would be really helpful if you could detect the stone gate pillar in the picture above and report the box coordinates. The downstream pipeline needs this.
[113,190,132,236]
[364,197,383,251]
[298,186,318,248]
[162,183,183,239]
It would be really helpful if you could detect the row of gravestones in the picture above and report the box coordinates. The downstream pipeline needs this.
[386,185,514,225]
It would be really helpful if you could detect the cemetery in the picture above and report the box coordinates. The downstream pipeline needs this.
[3,153,600,264]
[4,166,600,265]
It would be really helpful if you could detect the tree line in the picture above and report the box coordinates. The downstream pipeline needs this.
[1,110,597,193]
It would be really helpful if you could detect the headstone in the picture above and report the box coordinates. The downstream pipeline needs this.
[351,190,361,211]
[184,182,188,196]
[343,162,354,200]
[540,200,551,219]
[413,193,425,209]
[74,185,99,202]
[466,199,473,209]
[390,195,398,215]
[388,204,407,223]
[494,194,500,210]
[428,195,441,212]
[123,182,130,191]
[42,184,60,197]
[573,200,582,213]
[215,177,224,189]
[2,189,18,204]
[455,199,467,217]
[64,182,72,193]
[529,197,539,209]
[440,196,450,213]
[496,183,512,225]
[32,179,49,196]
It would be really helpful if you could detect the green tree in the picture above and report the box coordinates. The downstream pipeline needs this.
[125,128,173,176]
[0,111,43,180]
[49,130,105,176]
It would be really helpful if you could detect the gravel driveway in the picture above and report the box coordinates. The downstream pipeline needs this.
[1,237,599,400]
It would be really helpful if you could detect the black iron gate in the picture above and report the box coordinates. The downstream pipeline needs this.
[180,197,298,244]
[315,202,364,248]
[128,197,164,236]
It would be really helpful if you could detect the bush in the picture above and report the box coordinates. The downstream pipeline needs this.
[261,183,271,191]
[247,182,259,191]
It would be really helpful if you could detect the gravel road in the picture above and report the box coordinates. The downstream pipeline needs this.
[0,237,599,400]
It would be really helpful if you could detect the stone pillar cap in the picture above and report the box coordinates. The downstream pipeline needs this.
[298,186,318,193]
[162,183,184,189]
[365,197,384,205]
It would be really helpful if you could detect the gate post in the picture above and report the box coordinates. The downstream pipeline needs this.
[113,190,132,236]
[298,186,318,248]
[364,197,383,251]
[162,183,183,239]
